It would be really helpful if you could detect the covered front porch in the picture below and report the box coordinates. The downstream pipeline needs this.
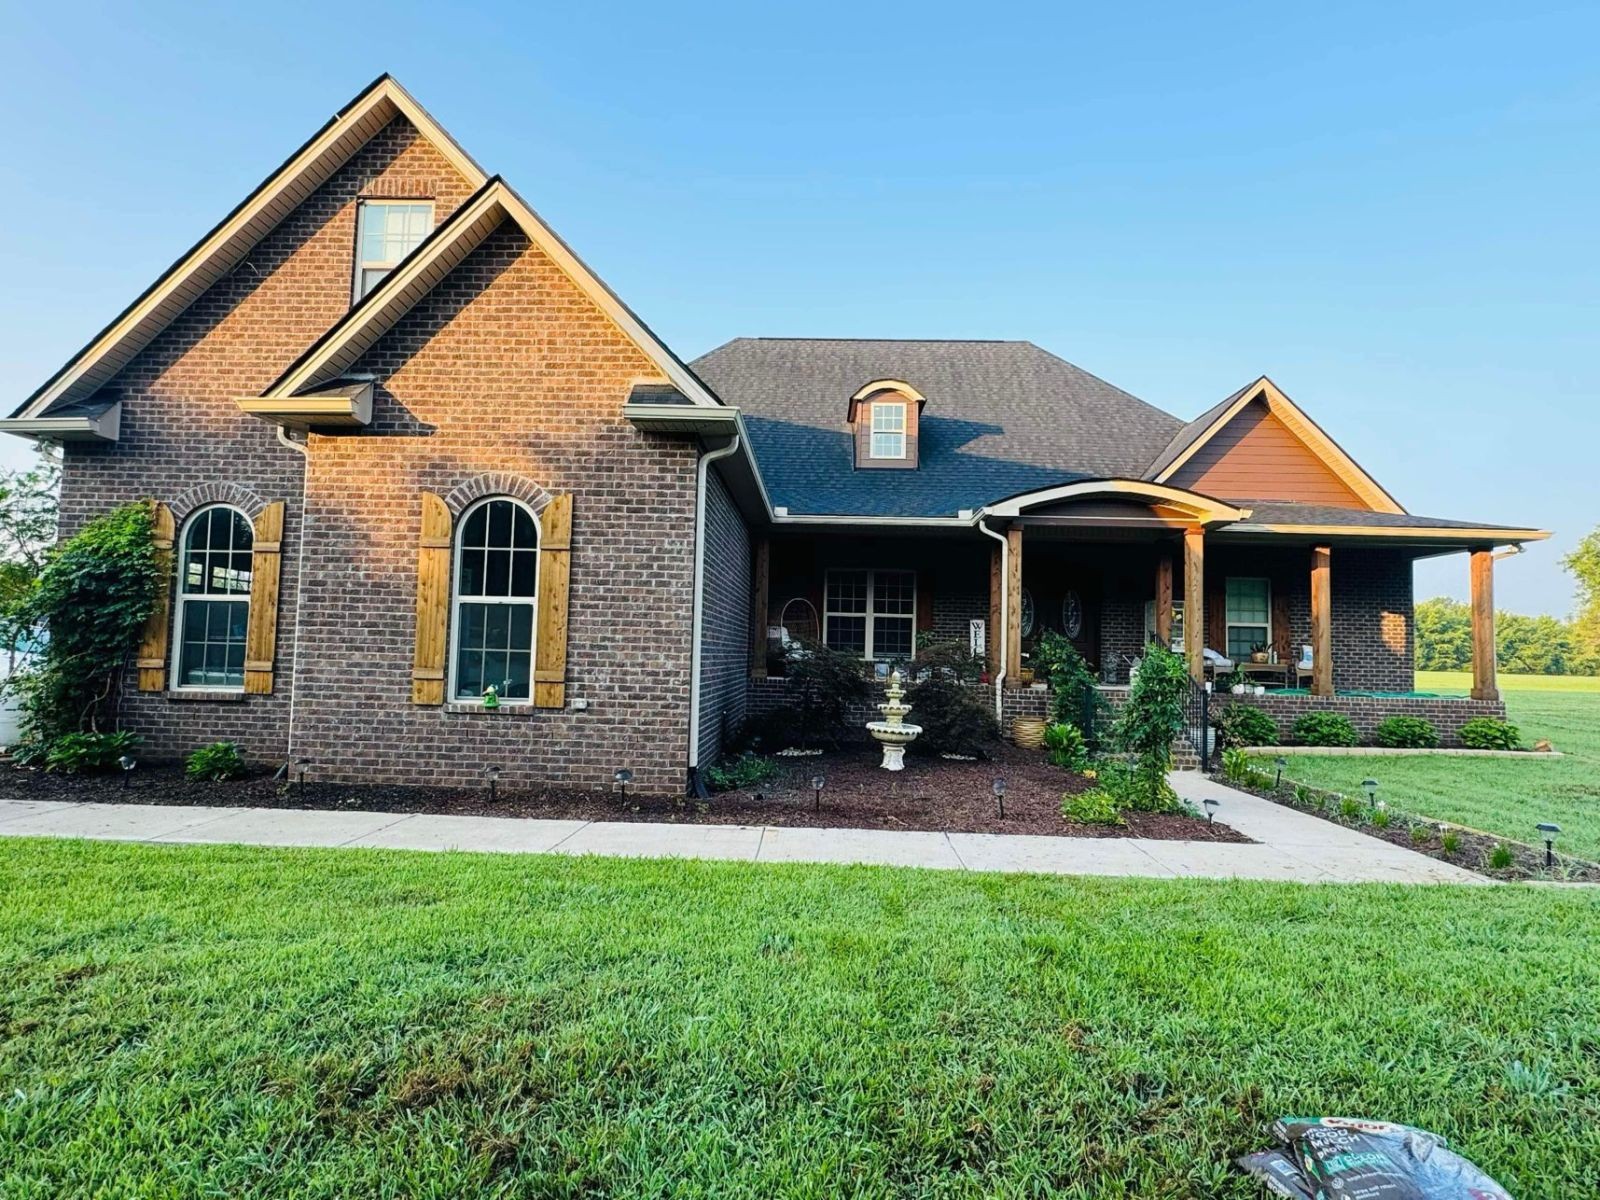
[746,480,1519,740]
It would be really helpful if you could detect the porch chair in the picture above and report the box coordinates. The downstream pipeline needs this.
[1295,644,1314,688]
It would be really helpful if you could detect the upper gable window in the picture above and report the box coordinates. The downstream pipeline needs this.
[870,401,907,459]
[354,200,434,300]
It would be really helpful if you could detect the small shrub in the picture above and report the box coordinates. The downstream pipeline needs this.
[186,741,246,781]
[729,707,803,754]
[1291,711,1359,747]
[1373,714,1439,749]
[1459,716,1522,751]
[1293,783,1315,807]
[906,645,997,756]
[1372,807,1391,829]
[703,753,781,793]
[1410,824,1431,845]
[1034,632,1111,744]
[1487,843,1515,870]
[1338,796,1365,822]
[1061,788,1124,826]
[1216,703,1278,748]
[1441,829,1461,855]
[783,642,870,748]
[1112,643,1188,812]
[44,730,141,774]
[1242,767,1275,791]
[1042,723,1089,771]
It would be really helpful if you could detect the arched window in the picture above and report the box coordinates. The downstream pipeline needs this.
[174,505,254,689]
[450,497,539,702]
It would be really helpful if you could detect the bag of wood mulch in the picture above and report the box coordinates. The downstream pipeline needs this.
[1238,1116,1512,1199]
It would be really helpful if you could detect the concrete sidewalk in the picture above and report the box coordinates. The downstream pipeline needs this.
[0,775,1485,884]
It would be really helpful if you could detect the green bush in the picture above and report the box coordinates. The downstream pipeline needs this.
[703,753,781,793]
[1373,715,1439,748]
[1338,795,1365,822]
[1291,711,1359,747]
[44,730,141,774]
[1488,843,1515,870]
[1061,788,1123,826]
[1092,755,1179,814]
[1458,716,1522,751]
[782,642,870,748]
[1033,632,1110,744]
[1441,829,1461,855]
[729,707,802,754]
[1219,746,1249,783]
[1111,643,1188,812]
[7,503,159,749]
[1216,703,1278,748]
[1041,722,1089,771]
[906,643,996,755]
[186,741,246,782]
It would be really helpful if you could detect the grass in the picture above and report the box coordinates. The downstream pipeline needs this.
[1254,673,1600,861]
[2,840,1599,1197]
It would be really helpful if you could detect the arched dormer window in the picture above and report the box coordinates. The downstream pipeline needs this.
[449,497,539,703]
[848,380,924,469]
[173,505,254,690]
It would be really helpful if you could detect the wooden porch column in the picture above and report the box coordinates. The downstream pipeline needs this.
[1183,528,1204,682]
[1470,547,1498,701]
[751,536,770,678]
[1154,554,1174,647]
[988,542,1002,676]
[1310,544,1333,696]
[1005,526,1023,685]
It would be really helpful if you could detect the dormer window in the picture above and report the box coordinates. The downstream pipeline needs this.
[354,200,434,301]
[870,400,906,458]
[849,379,925,469]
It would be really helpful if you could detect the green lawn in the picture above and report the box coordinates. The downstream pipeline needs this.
[1255,673,1600,861]
[3,841,1599,1197]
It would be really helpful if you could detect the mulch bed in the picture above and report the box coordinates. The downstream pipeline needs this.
[1215,772,1600,882]
[0,743,1248,842]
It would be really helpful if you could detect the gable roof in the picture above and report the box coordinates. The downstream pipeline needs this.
[258,178,722,407]
[11,75,487,420]
[1144,376,1404,514]
[690,338,1184,517]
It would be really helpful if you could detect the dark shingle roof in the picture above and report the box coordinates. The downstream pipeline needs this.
[1221,502,1536,532]
[691,338,1183,517]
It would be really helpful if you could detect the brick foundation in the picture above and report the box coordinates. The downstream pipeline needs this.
[1208,692,1506,748]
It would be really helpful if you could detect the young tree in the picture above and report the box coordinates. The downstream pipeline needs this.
[1566,527,1600,673]
[0,450,61,669]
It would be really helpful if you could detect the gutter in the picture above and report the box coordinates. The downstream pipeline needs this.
[977,519,1008,722]
[274,426,310,759]
[687,434,742,783]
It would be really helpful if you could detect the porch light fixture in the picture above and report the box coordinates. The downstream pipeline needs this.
[992,776,1006,820]
[1203,798,1219,826]
[1362,778,1379,808]
[484,764,500,804]
[118,755,136,790]
[811,773,825,812]
[1273,756,1288,788]
[295,756,312,799]
[614,768,633,802]
[1537,822,1561,869]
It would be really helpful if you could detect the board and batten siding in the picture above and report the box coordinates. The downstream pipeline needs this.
[1168,398,1367,507]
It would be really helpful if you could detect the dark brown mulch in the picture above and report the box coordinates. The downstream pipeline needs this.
[1216,772,1600,882]
[0,743,1248,842]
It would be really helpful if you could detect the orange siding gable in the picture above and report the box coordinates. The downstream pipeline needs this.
[1169,398,1368,508]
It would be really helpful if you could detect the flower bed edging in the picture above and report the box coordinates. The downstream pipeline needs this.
[1237,746,1562,759]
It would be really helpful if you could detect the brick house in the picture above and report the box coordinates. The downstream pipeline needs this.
[2,77,1548,790]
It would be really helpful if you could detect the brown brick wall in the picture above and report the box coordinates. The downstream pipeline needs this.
[1208,692,1506,747]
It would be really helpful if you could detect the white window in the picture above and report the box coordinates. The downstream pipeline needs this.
[173,505,253,690]
[353,200,434,300]
[870,401,906,459]
[1225,577,1271,661]
[824,569,916,661]
[450,497,539,703]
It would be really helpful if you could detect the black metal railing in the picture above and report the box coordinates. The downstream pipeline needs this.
[1184,679,1213,771]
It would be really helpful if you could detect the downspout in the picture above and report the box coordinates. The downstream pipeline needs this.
[687,434,741,785]
[275,426,310,759]
[978,518,1008,722]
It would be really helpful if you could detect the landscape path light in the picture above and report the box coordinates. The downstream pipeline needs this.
[810,773,825,813]
[1362,778,1379,810]
[1203,797,1220,827]
[484,764,500,804]
[992,776,1006,820]
[119,755,136,790]
[1274,756,1288,788]
[614,768,633,803]
[1537,822,1562,869]
[295,757,312,799]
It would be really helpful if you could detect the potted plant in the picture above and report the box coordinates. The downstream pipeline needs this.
[1250,642,1269,664]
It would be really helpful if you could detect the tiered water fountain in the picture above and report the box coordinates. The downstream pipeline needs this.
[866,668,922,771]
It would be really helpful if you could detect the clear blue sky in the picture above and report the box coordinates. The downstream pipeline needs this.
[1,1,1594,614]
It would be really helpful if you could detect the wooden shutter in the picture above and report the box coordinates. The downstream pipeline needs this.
[411,492,452,705]
[135,502,176,692]
[534,494,572,708]
[243,501,285,695]
[1271,582,1292,665]
[1205,578,1226,656]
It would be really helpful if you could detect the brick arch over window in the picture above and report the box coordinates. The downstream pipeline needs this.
[169,482,272,524]
[443,472,553,517]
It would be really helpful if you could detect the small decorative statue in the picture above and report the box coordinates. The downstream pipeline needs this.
[866,668,922,771]
[482,684,500,709]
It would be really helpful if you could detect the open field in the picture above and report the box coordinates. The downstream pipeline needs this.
[1258,673,1600,861]
[2,839,1598,1197]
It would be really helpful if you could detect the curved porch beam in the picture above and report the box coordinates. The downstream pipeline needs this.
[980,478,1251,525]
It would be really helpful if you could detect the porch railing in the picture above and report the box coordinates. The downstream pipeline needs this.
[1184,679,1213,771]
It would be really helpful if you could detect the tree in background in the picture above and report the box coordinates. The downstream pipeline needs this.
[1415,594,1598,677]
[1566,526,1600,673]
[1415,597,1472,671]
[0,450,61,670]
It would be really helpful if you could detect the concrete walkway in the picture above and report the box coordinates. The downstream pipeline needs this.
[0,775,1485,884]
